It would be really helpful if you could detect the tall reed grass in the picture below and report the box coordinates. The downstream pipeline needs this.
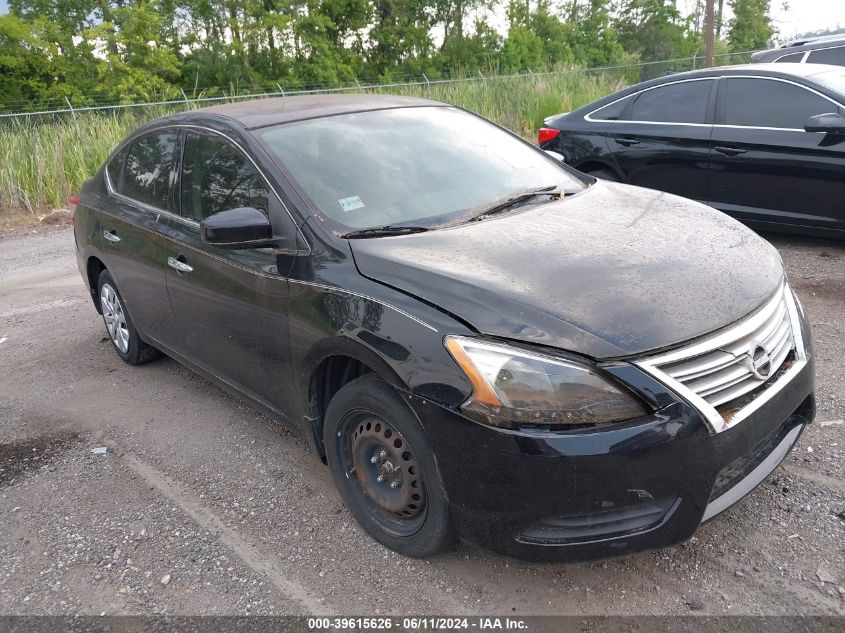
[0,71,626,221]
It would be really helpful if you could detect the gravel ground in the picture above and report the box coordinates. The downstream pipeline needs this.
[0,225,843,616]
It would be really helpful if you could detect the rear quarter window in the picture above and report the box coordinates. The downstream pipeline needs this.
[774,52,806,63]
[589,96,632,120]
[106,147,127,190]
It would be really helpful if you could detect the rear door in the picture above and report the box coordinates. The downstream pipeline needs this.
[709,76,845,232]
[604,78,716,203]
[101,130,178,344]
[162,128,300,416]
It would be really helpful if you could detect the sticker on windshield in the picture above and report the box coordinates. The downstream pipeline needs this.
[338,195,365,212]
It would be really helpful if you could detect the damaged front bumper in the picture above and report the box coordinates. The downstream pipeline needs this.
[402,342,814,562]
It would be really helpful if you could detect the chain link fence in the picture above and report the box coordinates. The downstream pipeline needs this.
[0,50,757,120]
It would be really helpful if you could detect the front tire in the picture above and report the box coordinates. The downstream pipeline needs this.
[97,270,160,365]
[323,374,454,558]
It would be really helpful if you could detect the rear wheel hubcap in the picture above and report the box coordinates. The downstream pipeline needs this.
[100,283,129,354]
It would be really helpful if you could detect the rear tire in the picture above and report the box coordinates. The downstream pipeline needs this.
[588,168,620,182]
[323,374,454,558]
[97,270,160,366]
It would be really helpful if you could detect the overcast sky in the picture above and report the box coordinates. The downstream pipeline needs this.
[769,0,845,38]
[677,0,845,39]
[0,0,842,41]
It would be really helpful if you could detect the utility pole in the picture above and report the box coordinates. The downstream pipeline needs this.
[704,0,715,67]
[716,0,725,38]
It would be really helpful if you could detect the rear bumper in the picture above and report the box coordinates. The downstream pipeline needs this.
[74,216,101,312]
[404,350,814,562]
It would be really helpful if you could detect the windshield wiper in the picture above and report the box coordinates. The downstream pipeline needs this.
[341,225,430,239]
[468,184,578,222]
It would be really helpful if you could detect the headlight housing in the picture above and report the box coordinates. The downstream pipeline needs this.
[444,336,648,429]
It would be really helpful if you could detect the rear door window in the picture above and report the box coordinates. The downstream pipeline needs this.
[722,78,837,129]
[627,80,714,124]
[807,46,845,66]
[180,132,269,222]
[121,131,177,209]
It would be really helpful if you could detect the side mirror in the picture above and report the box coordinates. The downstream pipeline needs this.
[544,150,565,162]
[804,112,845,135]
[200,207,274,249]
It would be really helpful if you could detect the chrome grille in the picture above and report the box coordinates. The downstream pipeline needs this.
[658,293,793,407]
[636,283,807,433]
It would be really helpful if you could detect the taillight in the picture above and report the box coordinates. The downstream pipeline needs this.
[69,195,79,224]
[537,128,560,145]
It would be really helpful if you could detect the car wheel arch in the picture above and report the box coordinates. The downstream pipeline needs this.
[86,256,107,313]
[303,337,412,462]
[577,161,623,180]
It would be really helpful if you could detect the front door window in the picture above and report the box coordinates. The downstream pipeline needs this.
[180,133,269,222]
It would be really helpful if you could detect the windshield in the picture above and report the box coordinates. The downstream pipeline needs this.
[258,106,584,232]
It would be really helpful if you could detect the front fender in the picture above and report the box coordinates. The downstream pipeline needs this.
[290,278,474,418]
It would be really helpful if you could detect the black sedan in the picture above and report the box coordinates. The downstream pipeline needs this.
[74,95,814,561]
[539,63,845,237]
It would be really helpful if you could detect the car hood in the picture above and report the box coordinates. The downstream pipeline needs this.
[349,182,784,359]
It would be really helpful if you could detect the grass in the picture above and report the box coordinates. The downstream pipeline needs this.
[0,70,627,229]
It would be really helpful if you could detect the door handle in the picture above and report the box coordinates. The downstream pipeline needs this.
[103,230,120,243]
[714,146,747,156]
[167,256,194,274]
[614,137,640,147]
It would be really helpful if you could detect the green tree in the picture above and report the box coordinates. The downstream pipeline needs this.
[439,18,502,73]
[563,0,629,68]
[502,1,575,71]
[0,15,55,109]
[86,0,183,101]
[287,0,370,85]
[0,0,735,113]
[0,14,96,110]
[434,0,498,71]
[615,0,700,79]
[367,1,437,80]
[727,0,774,60]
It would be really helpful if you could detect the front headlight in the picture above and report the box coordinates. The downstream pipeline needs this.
[444,336,648,428]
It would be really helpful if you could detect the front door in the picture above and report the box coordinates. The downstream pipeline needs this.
[162,129,298,416]
[606,78,716,203]
[709,76,845,233]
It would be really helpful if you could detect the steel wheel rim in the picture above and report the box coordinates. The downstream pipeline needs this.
[100,283,129,354]
[339,411,427,537]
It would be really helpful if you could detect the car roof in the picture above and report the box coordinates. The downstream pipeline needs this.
[609,63,845,93]
[664,62,845,81]
[782,33,845,48]
[172,94,445,130]
[752,35,845,60]
[555,63,845,123]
